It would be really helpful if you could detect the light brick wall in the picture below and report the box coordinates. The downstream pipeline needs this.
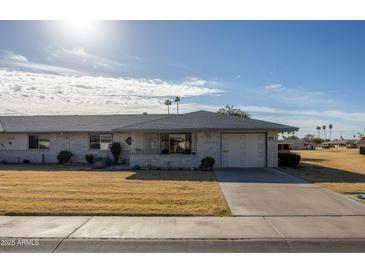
[130,154,199,169]
[196,131,221,168]
[0,131,279,167]
[0,133,110,164]
[267,131,278,167]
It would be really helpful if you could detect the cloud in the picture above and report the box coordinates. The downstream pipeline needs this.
[59,47,123,69]
[260,84,333,107]
[0,50,80,75]
[0,48,125,75]
[8,54,28,63]
[0,68,222,115]
[264,84,282,90]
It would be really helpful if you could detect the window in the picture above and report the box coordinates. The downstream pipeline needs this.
[28,135,49,149]
[160,134,170,154]
[39,139,50,149]
[89,134,112,150]
[143,134,158,154]
[29,135,39,149]
[160,133,192,154]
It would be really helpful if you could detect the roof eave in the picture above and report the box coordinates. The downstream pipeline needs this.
[113,127,299,133]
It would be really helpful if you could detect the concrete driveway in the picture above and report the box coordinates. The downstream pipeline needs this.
[215,168,365,216]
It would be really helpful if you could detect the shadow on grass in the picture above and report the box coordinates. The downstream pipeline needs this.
[0,164,129,172]
[126,170,216,182]
[282,163,365,183]
[301,158,329,162]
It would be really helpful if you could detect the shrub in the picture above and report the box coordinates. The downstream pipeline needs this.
[85,154,94,164]
[278,153,301,167]
[110,142,122,164]
[93,156,113,169]
[360,147,365,155]
[57,150,73,164]
[200,156,215,170]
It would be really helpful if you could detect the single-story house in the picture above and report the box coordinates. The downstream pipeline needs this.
[321,139,358,149]
[278,139,315,152]
[0,110,297,168]
[355,137,365,148]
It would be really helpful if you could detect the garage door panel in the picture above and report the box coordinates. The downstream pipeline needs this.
[222,133,266,168]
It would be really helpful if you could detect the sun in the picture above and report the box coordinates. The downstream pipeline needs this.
[62,20,96,35]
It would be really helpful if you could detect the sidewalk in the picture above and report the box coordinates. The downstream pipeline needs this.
[1,216,365,252]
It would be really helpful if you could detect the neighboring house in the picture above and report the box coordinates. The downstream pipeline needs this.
[355,137,365,148]
[0,110,297,168]
[321,139,358,149]
[278,139,315,152]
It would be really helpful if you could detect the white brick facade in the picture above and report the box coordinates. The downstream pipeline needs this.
[0,133,110,164]
[0,131,279,168]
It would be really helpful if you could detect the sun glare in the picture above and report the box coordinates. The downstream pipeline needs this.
[62,20,96,36]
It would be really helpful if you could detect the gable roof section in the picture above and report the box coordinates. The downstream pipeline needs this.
[0,111,298,133]
[0,114,170,133]
[114,111,298,132]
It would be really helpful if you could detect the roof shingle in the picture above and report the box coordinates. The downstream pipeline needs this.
[0,111,298,133]
[114,111,298,132]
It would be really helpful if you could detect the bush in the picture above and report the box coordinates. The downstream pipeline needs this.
[360,147,365,155]
[200,156,215,170]
[94,156,113,169]
[278,153,301,167]
[85,154,94,164]
[110,142,122,164]
[57,150,73,164]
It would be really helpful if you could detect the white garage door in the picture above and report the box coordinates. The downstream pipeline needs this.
[222,133,266,168]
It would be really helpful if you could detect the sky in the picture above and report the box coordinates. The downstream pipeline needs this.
[0,20,364,138]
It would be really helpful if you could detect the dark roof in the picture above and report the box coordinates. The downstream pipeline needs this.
[114,111,298,132]
[0,114,169,133]
[0,111,298,133]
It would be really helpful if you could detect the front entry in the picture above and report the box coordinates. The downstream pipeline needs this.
[222,133,266,168]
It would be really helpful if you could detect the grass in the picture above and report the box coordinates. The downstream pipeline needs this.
[0,166,230,216]
[282,149,365,196]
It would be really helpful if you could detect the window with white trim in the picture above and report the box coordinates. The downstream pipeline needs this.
[89,134,112,150]
[28,135,50,149]
[160,133,192,154]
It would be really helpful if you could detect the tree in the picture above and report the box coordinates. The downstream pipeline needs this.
[316,126,321,138]
[110,142,122,164]
[174,96,181,114]
[217,105,251,118]
[329,124,333,140]
[303,134,325,145]
[164,99,172,114]
[303,134,315,142]
[322,125,327,139]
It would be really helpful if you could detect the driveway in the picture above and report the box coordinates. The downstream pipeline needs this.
[215,168,365,216]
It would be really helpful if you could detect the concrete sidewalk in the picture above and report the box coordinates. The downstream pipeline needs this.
[1,216,365,252]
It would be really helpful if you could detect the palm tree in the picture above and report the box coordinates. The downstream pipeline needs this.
[329,124,333,140]
[316,126,321,138]
[164,99,172,114]
[322,125,327,140]
[174,96,181,114]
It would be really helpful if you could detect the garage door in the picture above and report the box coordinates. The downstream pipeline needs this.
[222,133,266,168]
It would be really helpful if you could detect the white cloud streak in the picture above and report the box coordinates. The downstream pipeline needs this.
[0,68,221,115]
[0,51,80,75]
[55,47,124,69]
